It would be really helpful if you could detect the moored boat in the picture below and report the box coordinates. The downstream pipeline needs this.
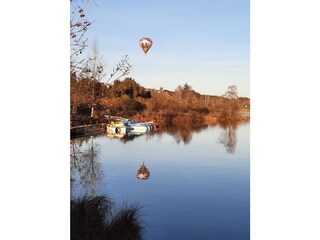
[107,121,126,134]
[126,123,148,133]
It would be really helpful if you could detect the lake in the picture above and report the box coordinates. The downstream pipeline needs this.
[71,122,250,240]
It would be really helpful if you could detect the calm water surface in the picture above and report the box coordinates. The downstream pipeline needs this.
[71,122,250,240]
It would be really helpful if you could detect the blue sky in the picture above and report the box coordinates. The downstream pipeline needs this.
[82,0,250,97]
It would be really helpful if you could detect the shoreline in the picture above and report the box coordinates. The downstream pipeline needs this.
[70,115,250,139]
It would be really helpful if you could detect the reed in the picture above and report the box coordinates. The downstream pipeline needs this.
[71,195,144,240]
[105,203,144,240]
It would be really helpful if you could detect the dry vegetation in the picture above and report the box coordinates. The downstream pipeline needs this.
[71,77,250,126]
[71,195,144,240]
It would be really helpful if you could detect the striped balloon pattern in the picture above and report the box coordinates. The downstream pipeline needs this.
[139,37,153,54]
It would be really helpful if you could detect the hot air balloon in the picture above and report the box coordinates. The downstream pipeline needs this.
[139,37,153,55]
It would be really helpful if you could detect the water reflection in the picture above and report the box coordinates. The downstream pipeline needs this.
[120,131,150,143]
[104,122,242,153]
[137,162,150,180]
[105,124,211,145]
[70,137,145,240]
[70,136,104,195]
[70,122,249,240]
[158,124,209,145]
[219,123,238,154]
[70,122,243,195]
[107,133,126,139]
[161,122,240,153]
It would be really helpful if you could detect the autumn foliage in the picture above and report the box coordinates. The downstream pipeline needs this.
[70,76,250,125]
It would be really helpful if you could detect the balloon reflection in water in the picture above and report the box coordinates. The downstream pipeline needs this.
[137,161,150,180]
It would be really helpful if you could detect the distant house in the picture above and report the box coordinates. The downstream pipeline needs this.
[145,88,174,96]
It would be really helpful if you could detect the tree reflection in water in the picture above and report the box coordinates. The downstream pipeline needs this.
[161,124,209,145]
[102,122,239,154]
[111,124,210,145]
[219,122,238,154]
[70,136,145,240]
[70,136,103,196]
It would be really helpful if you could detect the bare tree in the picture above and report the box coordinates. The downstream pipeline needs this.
[70,0,93,73]
[106,55,132,84]
[81,40,107,82]
[224,85,238,100]
[70,1,133,119]
[219,85,240,121]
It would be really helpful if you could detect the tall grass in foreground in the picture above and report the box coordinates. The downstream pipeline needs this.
[71,195,144,240]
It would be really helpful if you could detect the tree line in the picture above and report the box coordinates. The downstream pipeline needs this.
[71,76,250,125]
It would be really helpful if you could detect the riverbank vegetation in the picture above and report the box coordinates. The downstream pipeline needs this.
[70,76,250,126]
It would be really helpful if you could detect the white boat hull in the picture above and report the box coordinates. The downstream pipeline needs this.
[126,125,148,133]
[107,125,126,134]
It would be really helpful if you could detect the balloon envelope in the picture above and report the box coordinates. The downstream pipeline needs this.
[139,37,153,55]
